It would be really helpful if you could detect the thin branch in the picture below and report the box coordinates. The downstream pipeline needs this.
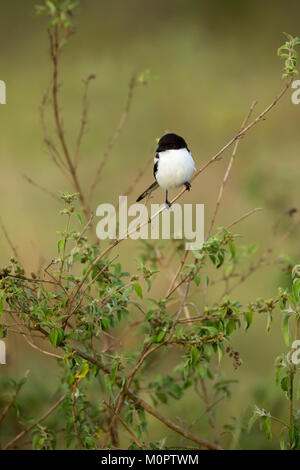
[0,217,19,259]
[7,274,59,287]
[21,173,60,202]
[40,85,69,175]
[74,74,96,168]
[207,100,258,237]
[165,251,189,298]
[199,379,219,443]
[226,207,263,230]
[169,283,190,336]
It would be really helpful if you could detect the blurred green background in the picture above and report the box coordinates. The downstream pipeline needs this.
[0,0,300,449]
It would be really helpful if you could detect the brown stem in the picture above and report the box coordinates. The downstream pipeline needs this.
[74,74,95,168]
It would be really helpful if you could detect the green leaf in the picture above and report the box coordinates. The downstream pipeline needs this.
[217,343,225,364]
[155,330,166,343]
[0,291,5,315]
[49,328,64,347]
[0,326,7,338]
[266,312,273,332]
[196,363,207,379]
[248,413,259,432]
[281,313,291,347]
[156,391,168,404]
[244,311,253,330]
[57,239,64,253]
[261,416,272,441]
[84,436,95,449]
[279,428,286,450]
[104,375,114,399]
[226,319,236,336]
[110,363,118,382]
[46,0,56,15]
[134,282,143,299]
[74,212,82,224]
[101,317,109,331]
[75,363,89,379]
[289,425,299,449]
[229,242,236,259]
[280,375,290,393]
[190,345,200,366]
[292,278,300,304]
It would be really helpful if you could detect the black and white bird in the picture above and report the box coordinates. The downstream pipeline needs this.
[136,133,195,207]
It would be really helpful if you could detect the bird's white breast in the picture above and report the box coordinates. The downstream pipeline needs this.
[155,148,195,190]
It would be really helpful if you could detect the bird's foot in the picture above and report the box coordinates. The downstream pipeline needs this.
[184,182,191,191]
[165,200,172,209]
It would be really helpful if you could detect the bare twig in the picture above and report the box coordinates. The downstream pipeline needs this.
[207,100,258,237]
[165,251,189,298]
[0,217,19,259]
[226,207,263,230]
[40,84,69,174]
[199,379,219,444]
[74,74,96,168]
[21,173,60,202]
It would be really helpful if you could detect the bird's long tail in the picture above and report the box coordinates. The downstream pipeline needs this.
[136,181,159,202]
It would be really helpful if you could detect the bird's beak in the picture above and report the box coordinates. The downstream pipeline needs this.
[156,146,162,153]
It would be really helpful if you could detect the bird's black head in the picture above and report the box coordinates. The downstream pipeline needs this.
[156,133,188,153]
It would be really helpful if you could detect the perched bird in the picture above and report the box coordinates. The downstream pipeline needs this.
[136,133,195,207]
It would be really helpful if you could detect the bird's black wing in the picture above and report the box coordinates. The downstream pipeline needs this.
[153,153,159,180]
